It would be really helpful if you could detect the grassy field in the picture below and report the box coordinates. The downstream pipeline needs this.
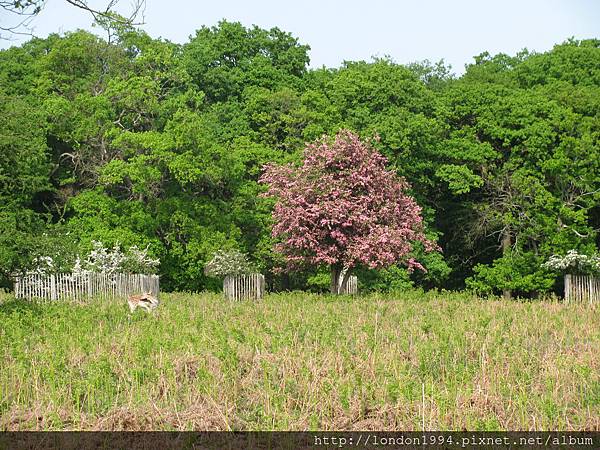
[0,290,598,431]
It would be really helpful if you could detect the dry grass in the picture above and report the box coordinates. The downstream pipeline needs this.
[0,291,598,430]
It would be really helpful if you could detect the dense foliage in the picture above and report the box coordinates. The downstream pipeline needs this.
[0,20,598,295]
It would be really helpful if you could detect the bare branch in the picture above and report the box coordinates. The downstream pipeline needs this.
[0,0,146,39]
[64,0,145,26]
[0,0,43,38]
[560,224,592,238]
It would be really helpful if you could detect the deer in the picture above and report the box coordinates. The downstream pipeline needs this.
[127,291,159,313]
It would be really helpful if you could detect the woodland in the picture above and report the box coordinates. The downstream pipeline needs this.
[1,20,599,296]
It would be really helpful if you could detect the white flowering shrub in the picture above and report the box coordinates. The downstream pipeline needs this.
[81,241,127,275]
[80,241,159,274]
[542,250,600,275]
[121,244,161,274]
[204,249,255,278]
[26,256,55,275]
[71,257,86,277]
[29,241,159,275]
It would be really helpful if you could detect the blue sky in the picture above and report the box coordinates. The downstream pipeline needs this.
[1,0,599,73]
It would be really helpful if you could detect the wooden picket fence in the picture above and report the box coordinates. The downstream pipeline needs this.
[14,272,159,302]
[223,273,265,301]
[564,274,600,304]
[339,275,358,295]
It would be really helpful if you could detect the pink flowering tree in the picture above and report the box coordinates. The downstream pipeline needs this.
[260,129,437,294]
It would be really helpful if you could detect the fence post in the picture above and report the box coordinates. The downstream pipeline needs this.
[50,274,56,301]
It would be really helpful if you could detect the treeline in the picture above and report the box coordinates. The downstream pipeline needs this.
[1,20,598,295]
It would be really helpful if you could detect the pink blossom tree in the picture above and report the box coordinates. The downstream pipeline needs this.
[260,129,437,294]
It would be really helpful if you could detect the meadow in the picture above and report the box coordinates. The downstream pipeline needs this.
[0,291,598,431]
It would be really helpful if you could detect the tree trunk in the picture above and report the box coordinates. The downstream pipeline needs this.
[281,272,290,291]
[339,267,352,294]
[502,230,512,301]
[330,264,341,294]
